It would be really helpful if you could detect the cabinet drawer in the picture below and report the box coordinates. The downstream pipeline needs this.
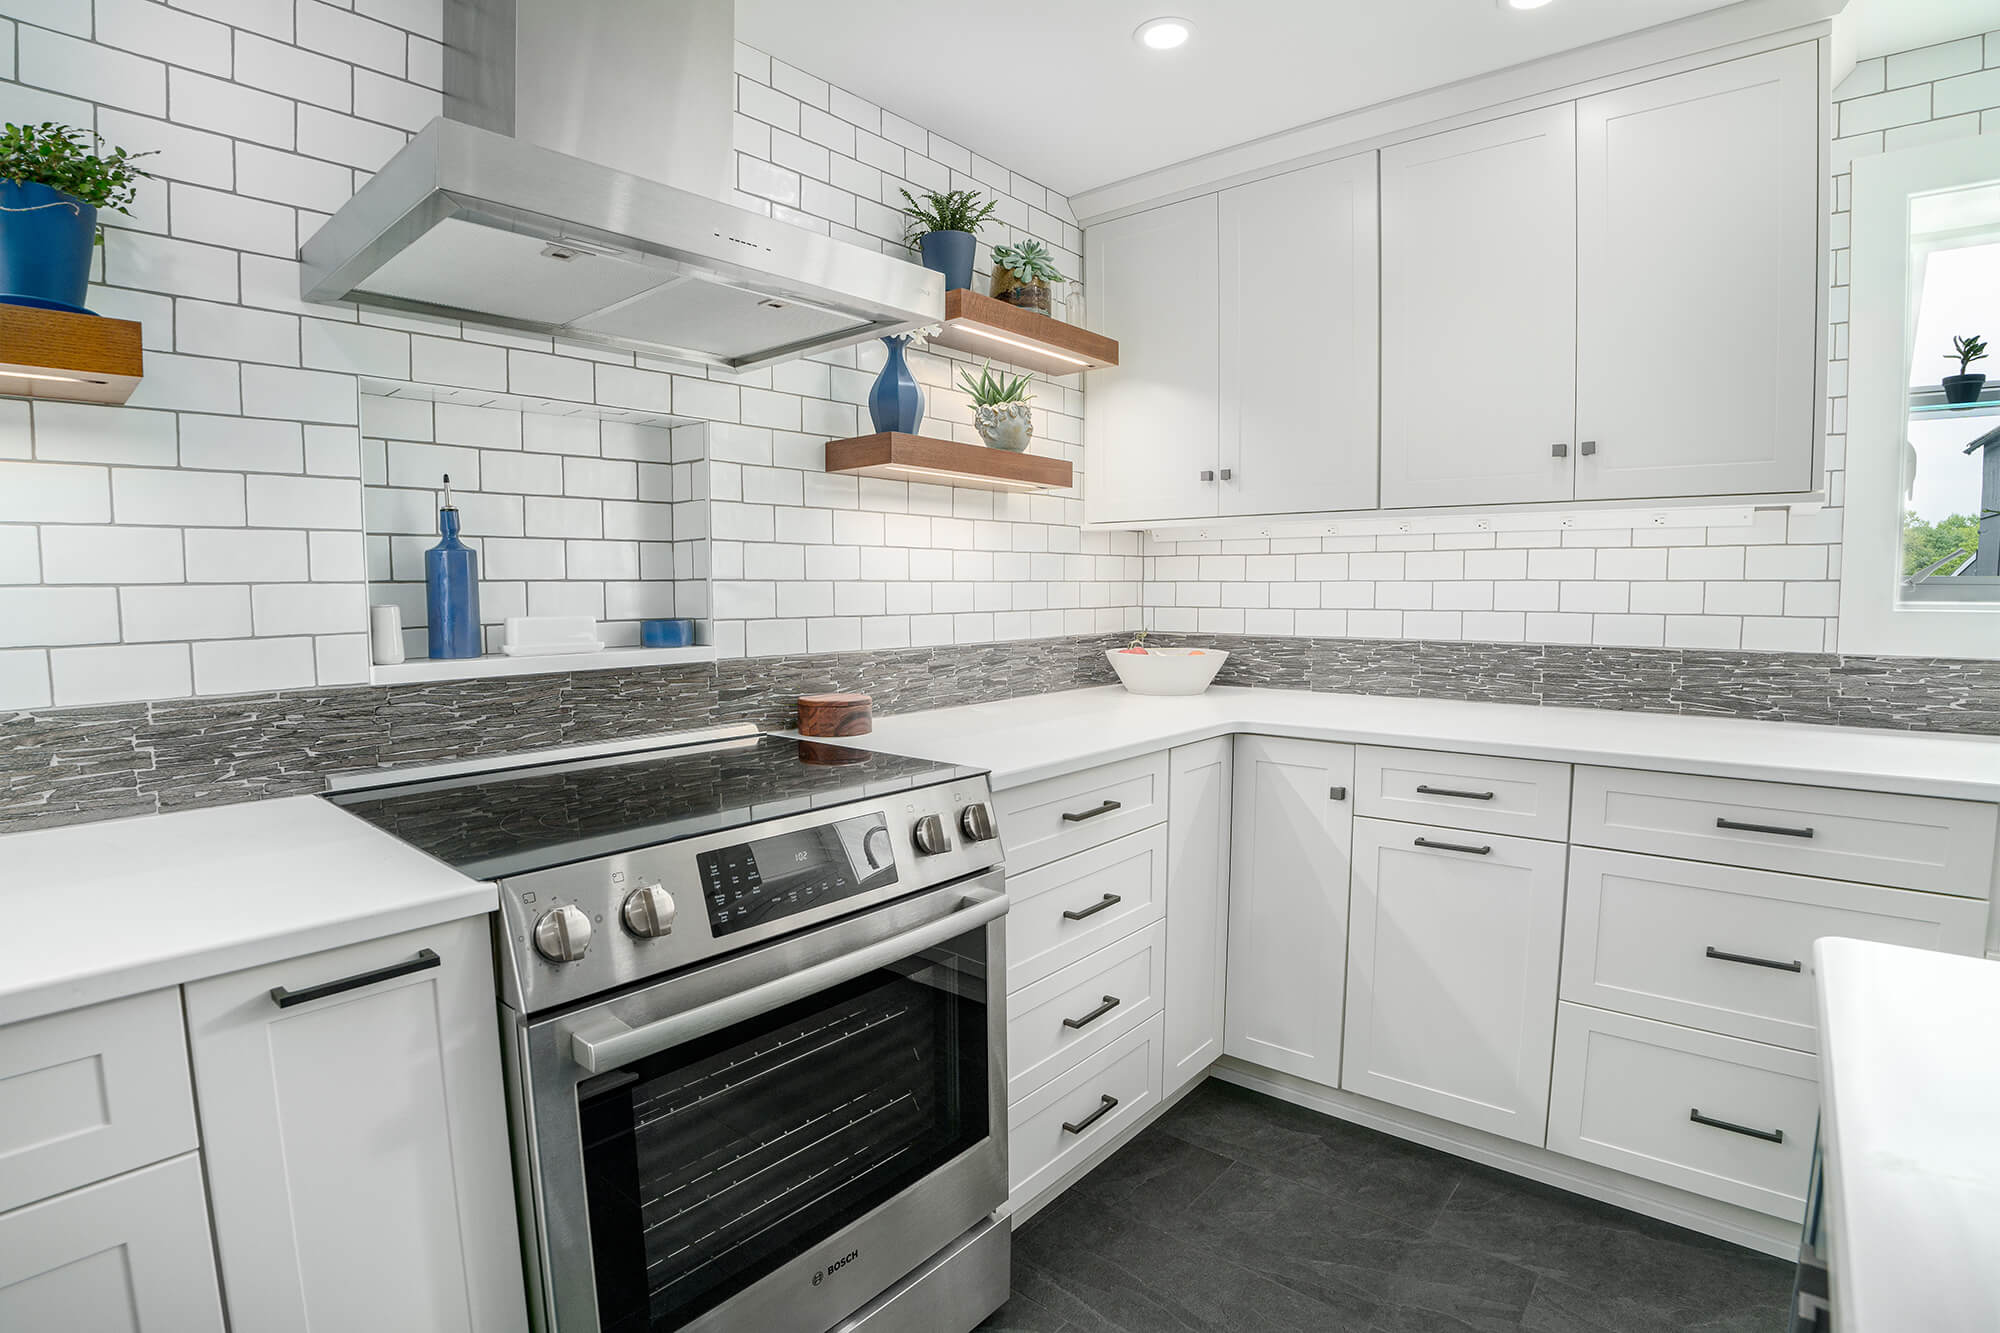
[1009,924,1165,1103]
[1008,1013,1162,1208]
[1547,1004,1817,1221]
[1005,824,1166,991]
[1357,746,1571,840]
[1564,848,1988,1051]
[0,1153,225,1332]
[1571,766,1999,896]
[997,752,1168,873]
[0,989,199,1213]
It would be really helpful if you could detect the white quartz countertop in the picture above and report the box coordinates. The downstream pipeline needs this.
[836,685,2000,801]
[0,796,491,1027]
[1815,939,2000,1331]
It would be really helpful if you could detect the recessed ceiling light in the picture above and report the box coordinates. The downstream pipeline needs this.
[1135,17,1193,50]
[1502,0,1556,8]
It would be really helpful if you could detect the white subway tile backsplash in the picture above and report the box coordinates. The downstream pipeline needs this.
[121,584,252,641]
[50,642,191,705]
[246,474,361,529]
[185,527,310,583]
[20,26,165,115]
[110,466,247,526]
[190,634,316,694]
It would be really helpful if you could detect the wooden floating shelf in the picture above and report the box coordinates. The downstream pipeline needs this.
[925,289,1118,377]
[825,432,1074,492]
[0,305,144,405]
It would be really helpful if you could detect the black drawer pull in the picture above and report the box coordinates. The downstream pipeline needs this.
[1706,946,1803,974]
[1062,799,1122,823]
[1689,1108,1784,1144]
[1062,893,1122,921]
[1716,817,1814,839]
[1063,995,1121,1030]
[1328,786,1347,802]
[1416,784,1496,801]
[1063,1094,1118,1135]
[1413,837,1492,856]
[271,949,440,1009]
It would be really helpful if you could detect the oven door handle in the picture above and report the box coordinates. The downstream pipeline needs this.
[566,886,1010,1074]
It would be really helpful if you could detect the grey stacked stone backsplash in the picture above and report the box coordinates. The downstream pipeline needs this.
[3,633,1997,835]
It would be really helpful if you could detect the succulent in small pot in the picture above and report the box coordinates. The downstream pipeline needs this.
[0,122,153,314]
[959,359,1035,452]
[899,187,999,292]
[1944,333,1989,404]
[990,239,1067,315]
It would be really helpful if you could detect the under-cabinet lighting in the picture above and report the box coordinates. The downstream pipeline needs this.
[945,323,1094,368]
[1,369,108,385]
[1502,0,1555,9]
[875,463,1048,491]
[1135,17,1193,49]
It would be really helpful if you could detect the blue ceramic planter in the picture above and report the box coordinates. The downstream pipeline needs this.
[868,334,925,435]
[0,181,97,313]
[917,229,976,292]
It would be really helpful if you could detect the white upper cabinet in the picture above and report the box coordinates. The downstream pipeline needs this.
[1574,44,1820,500]
[1219,153,1380,516]
[1084,194,1220,525]
[1381,106,1578,509]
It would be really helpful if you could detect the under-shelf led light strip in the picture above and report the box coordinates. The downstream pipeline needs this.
[872,462,1050,491]
[944,323,1095,368]
[1,369,109,385]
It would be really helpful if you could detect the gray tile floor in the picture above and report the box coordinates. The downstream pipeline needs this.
[979,1080,1795,1332]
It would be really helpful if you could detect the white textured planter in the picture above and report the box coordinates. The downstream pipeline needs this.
[973,400,1033,451]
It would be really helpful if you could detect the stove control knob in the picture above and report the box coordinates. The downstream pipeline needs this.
[959,803,997,843]
[621,882,676,939]
[912,813,952,856]
[533,904,593,964]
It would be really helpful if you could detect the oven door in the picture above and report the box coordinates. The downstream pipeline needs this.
[513,872,1008,1333]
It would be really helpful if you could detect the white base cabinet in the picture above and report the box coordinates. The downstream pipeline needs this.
[1164,737,1233,1097]
[1342,818,1568,1144]
[184,917,528,1333]
[1223,736,1354,1085]
[0,1154,225,1332]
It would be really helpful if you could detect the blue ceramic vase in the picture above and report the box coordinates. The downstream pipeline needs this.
[868,334,925,434]
[425,481,482,660]
[917,229,976,291]
[0,181,97,313]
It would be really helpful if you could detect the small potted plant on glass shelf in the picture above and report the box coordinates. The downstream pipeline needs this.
[0,122,152,314]
[989,239,1066,315]
[1944,334,1988,404]
[899,187,998,293]
[959,360,1034,452]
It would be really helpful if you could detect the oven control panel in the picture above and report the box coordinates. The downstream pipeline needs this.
[494,774,1002,1014]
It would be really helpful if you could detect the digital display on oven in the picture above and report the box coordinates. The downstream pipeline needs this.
[696,812,898,937]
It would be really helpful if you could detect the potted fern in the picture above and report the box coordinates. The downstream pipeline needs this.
[990,239,1066,315]
[899,187,998,292]
[959,360,1034,452]
[0,122,151,313]
[1944,334,1988,404]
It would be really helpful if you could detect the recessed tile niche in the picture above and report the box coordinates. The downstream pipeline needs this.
[359,384,710,677]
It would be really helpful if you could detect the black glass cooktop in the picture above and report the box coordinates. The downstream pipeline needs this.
[328,734,980,882]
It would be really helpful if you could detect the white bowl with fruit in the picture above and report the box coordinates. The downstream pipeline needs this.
[1105,635,1229,696]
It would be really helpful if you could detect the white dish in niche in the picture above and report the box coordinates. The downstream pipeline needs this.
[1106,647,1229,695]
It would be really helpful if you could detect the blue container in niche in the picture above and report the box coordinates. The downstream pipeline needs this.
[641,618,697,648]
[0,181,97,313]
[868,333,925,435]
[425,474,482,660]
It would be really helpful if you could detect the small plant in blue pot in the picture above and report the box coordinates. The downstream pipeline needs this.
[0,122,152,313]
[899,187,998,292]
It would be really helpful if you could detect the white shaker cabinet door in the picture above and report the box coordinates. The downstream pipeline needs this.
[1575,44,1820,500]
[1224,736,1355,1086]
[1084,193,1220,525]
[1343,818,1568,1144]
[1381,104,1578,508]
[184,917,528,1333]
[1164,737,1233,1097]
[1219,153,1380,516]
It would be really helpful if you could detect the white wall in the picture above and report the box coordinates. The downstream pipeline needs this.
[0,1,1139,711]
[1137,30,2000,654]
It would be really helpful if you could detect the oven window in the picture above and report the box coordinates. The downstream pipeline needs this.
[576,929,989,1332]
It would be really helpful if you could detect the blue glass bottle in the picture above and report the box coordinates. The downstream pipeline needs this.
[426,474,482,660]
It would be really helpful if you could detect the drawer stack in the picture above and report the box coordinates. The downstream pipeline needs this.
[996,752,1170,1212]
[1549,767,1995,1222]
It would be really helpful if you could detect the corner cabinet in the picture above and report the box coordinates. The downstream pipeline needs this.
[1085,154,1380,525]
[183,918,529,1333]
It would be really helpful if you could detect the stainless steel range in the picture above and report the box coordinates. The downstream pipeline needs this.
[329,724,1010,1333]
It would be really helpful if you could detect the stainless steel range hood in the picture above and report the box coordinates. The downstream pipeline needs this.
[299,0,942,372]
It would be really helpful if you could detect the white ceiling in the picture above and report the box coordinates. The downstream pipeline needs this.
[735,0,1753,198]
